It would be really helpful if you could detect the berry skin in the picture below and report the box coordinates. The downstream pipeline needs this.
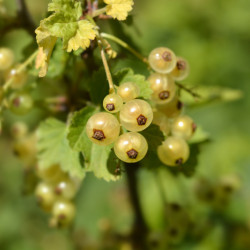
[148,73,176,104]
[52,199,76,227]
[152,111,170,135]
[119,99,153,132]
[148,47,177,74]
[157,136,190,166]
[117,82,140,102]
[10,122,28,139]
[35,182,56,212]
[36,164,67,184]
[114,132,148,163]
[86,112,120,145]
[54,178,78,200]
[0,48,14,71]
[4,65,28,89]
[170,57,190,81]
[9,92,33,115]
[156,94,183,118]
[172,115,196,140]
[103,93,123,113]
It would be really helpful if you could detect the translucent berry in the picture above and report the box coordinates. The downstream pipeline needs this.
[117,82,140,102]
[119,99,153,132]
[114,132,148,163]
[170,57,190,81]
[4,65,28,89]
[86,112,120,145]
[52,199,75,227]
[9,92,33,115]
[157,136,190,166]
[152,111,171,135]
[172,115,196,140]
[35,182,56,212]
[36,164,67,184]
[103,93,123,113]
[54,178,78,200]
[0,47,14,71]
[148,47,177,74]
[148,73,176,104]
[156,94,183,118]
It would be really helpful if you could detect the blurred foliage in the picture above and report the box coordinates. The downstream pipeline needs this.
[1,0,250,249]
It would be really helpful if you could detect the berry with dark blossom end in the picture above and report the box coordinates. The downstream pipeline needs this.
[9,92,33,115]
[114,132,148,163]
[157,136,190,166]
[170,57,190,81]
[120,99,153,132]
[86,112,120,145]
[148,47,177,74]
[148,73,176,104]
[103,93,123,113]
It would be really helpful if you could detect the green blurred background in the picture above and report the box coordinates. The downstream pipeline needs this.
[0,0,250,249]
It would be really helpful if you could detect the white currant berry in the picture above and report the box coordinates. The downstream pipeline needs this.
[119,99,153,132]
[156,94,183,118]
[148,47,177,74]
[172,115,196,140]
[0,47,14,71]
[170,57,190,81]
[103,93,123,113]
[86,112,120,145]
[52,199,76,227]
[9,92,33,115]
[114,132,148,163]
[157,136,190,166]
[36,164,67,184]
[152,111,171,135]
[148,73,176,104]
[117,82,140,102]
[54,178,78,200]
[4,65,28,89]
[35,182,56,212]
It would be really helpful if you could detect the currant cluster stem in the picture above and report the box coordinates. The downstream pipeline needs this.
[3,50,38,92]
[101,32,149,65]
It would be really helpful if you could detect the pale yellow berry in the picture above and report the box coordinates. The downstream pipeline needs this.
[117,82,140,102]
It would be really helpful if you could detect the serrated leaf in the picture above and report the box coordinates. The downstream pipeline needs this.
[35,0,97,64]
[87,144,120,182]
[67,106,97,161]
[35,27,57,77]
[104,0,134,21]
[114,68,153,99]
[37,118,85,178]
[140,124,164,152]
[47,40,69,77]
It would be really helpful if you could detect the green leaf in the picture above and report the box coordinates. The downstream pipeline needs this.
[87,144,120,182]
[67,106,97,161]
[37,118,85,178]
[189,126,210,144]
[47,40,69,78]
[140,124,164,152]
[113,68,153,99]
[90,68,110,105]
[36,0,97,54]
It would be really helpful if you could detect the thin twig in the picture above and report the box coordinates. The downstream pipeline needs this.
[175,82,201,98]
[101,32,149,65]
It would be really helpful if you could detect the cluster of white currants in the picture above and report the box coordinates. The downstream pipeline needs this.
[148,47,196,166]
[0,47,33,115]
[86,82,153,163]
[86,47,196,166]
[35,164,80,228]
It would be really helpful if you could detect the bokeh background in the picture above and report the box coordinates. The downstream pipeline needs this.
[0,0,250,249]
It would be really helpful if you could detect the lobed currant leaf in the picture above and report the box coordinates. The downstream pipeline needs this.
[104,0,134,21]
[37,118,85,178]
